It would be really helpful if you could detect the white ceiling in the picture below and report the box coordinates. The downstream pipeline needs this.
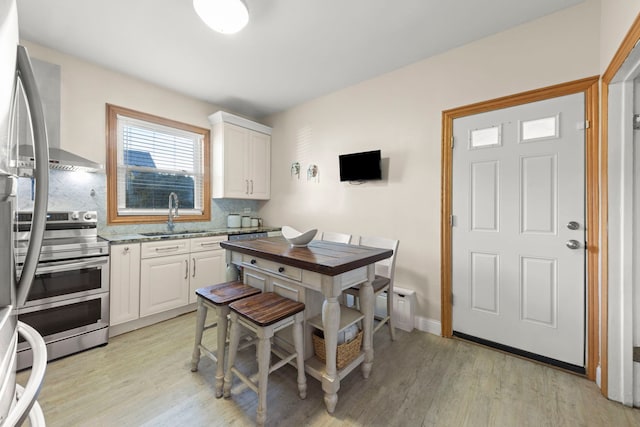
[17,0,585,119]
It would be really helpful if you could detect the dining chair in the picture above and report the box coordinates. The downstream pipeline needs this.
[344,236,399,340]
[319,231,352,244]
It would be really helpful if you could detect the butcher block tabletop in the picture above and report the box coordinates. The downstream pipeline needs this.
[220,236,393,276]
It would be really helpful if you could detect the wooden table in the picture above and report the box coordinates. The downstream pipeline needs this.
[220,236,393,413]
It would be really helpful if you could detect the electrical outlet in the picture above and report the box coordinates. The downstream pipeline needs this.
[243,207,251,213]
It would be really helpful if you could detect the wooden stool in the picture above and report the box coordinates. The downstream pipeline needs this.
[223,292,306,426]
[190,281,261,398]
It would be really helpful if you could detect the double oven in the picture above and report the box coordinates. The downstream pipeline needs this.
[15,211,109,370]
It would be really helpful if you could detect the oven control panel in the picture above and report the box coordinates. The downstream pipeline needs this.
[16,211,97,231]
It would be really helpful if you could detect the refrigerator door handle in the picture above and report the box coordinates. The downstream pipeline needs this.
[3,321,47,427]
[15,45,49,307]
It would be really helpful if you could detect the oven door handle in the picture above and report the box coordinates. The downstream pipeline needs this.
[34,257,107,274]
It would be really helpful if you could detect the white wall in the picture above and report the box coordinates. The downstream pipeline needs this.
[600,0,640,73]
[261,1,601,326]
[20,40,220,166]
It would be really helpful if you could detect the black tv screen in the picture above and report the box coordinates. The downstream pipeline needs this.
[339,150,382,182]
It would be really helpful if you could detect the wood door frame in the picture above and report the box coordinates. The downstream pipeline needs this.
[441,76,600,381]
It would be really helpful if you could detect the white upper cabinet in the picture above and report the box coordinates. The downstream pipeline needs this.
[209,111,271,200]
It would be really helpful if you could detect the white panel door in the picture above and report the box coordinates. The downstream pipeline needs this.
[452,93,585,367]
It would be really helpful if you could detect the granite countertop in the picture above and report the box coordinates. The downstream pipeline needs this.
[100,226,281,244]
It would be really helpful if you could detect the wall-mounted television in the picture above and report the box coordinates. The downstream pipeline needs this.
[339,149,382,182]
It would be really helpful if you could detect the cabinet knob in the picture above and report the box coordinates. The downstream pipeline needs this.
[278,267,285,273]
[250,259,257,265]
[123,247,129,254]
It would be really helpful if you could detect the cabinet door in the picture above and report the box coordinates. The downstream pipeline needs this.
[243,266,268,292]
[109,243,141,325]
[223,123,250,198]
[248,130,271,199]
[140,254,189,317]
[266,273,314,358]
[189,249,226,304]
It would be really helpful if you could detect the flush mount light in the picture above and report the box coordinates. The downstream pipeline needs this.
[193,0,249,34]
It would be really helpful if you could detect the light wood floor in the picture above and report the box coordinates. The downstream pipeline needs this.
[17,312,640,427]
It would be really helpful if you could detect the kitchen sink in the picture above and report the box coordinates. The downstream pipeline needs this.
[140,230,209,237]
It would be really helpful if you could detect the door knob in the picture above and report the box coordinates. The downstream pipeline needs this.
[566,240,581,250]
[567,221,580,230]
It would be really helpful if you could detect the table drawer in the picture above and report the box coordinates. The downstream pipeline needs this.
[242,255,302,282]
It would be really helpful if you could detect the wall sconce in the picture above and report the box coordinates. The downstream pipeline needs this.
[291,162,300,179]
[307,164,319,182]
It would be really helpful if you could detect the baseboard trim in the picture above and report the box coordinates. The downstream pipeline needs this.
[415,316,441,336]
[109,304,196,338]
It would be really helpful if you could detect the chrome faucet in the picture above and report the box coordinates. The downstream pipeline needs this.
[167,192,179,231]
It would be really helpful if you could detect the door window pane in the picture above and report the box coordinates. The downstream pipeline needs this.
[520,116,558,141]
[470,126,501,148]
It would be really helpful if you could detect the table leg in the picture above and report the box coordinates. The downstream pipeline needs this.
[190,298,207,372]
[215,305,229,398]
[359,271,374,378]
[321,296,340,413]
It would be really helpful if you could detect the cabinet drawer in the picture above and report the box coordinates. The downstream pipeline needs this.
[190,235,227,252]
[141,239,190,259]
[242,255,302,282]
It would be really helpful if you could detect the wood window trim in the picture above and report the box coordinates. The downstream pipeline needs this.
[599,10,640,400]
[106,104,211,225]
[440,76,600,381]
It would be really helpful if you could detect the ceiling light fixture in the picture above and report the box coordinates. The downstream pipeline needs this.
[193,0,249,34]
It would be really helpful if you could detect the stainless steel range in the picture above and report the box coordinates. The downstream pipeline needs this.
[15,210,110,370]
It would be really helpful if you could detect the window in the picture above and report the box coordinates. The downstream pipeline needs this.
[106,104,210,225]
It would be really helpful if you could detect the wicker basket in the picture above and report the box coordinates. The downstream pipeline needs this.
[312,330,363,370]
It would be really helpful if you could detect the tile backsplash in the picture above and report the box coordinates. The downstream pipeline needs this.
[17,170,261,234]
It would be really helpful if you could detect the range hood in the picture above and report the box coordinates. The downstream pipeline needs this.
[14,58,103,174]
[18,144,104,173]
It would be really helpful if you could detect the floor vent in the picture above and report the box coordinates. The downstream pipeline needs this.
[634,347,640,363]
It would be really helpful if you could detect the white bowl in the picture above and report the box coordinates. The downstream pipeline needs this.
[281,226,317,247]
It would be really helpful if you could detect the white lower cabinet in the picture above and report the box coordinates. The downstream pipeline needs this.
[140,253,190,317]
[109,235,227,333]
[109,243,141,326]
[188,236,227,303]
[139,239,190,317]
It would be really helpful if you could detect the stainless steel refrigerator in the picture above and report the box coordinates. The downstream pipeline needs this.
[1,0,50,425]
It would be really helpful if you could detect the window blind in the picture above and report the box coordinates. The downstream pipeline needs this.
[116,114,205,215]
